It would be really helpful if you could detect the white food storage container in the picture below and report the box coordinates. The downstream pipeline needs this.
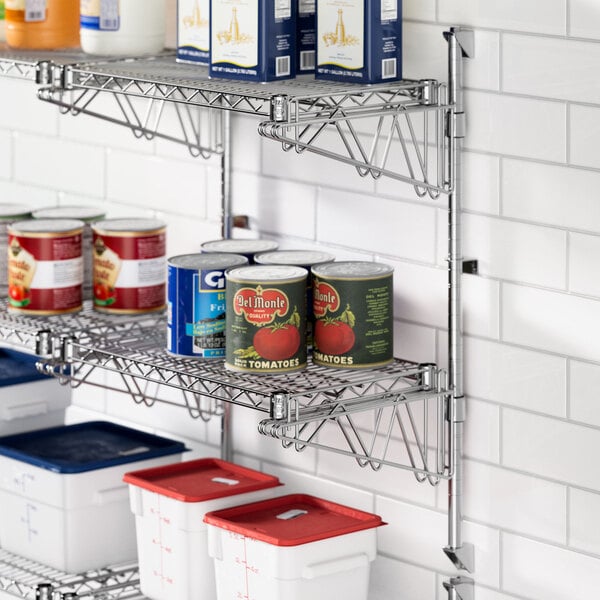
[124,457,282,600]
[0,349,69,435]
[205,493,384,600]
[0,420,186,573]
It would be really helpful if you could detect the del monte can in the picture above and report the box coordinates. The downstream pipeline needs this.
[225,265,307,374]
[312,261,393,369]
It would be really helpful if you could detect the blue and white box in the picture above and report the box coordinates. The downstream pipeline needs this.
[210,0,297,82]
[316,0,402,84]
[297,0,316,73]
[177,0,210,64]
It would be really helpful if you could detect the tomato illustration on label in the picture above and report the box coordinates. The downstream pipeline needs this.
[253,323,301,360]
[93,282,116,306]
[7,284,30,307]
[234,306,302,361]
[315,304,356,355]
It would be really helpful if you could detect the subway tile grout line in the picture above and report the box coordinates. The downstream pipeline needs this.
[565,356,572,420]
[498,404,504,466]
[566,485,571,548]
[498,31,504,93]
[460,145,600,176]
[462,449,600,500]
[433,18,600,45]
[566,231,571,293]
[499,529,504,591]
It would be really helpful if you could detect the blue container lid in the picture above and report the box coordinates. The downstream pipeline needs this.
[0,421,187,474]
[0,349,49,387]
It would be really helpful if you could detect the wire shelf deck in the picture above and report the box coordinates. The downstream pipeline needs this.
[0,550,143,599]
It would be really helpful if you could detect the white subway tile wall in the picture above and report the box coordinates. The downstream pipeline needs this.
[2,2,600,599]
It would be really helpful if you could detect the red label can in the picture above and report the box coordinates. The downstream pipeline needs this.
[7,218,84,315]
[92,218,167,314]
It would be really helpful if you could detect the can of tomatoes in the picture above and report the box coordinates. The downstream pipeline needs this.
[254,249,335,347]
[92,218,167,314]
[7,219,84,314]
[167,252,248,358]
[225,265,308,374]
[201,238,278,264]
[312,261,394,369]
[32,205,106,302]
[0,204,32,298]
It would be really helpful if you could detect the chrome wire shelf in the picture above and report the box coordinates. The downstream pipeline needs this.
[0,300,162,356]
[56,55,428,118]
[29,55,450,187]
[0,300,450,478]
[0,550,143,599]
[44,317,449,479]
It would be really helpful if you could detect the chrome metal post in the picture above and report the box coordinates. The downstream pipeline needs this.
[443,26,474,575]
[220,109,233,462]
[221,110,232,239]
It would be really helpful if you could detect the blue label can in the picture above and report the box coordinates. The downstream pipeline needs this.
[167,253,248,357]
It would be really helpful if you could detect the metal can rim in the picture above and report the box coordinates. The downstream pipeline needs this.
[226,265,308,284]
[312,260,393,281]
[254,249,335,267]
[168,252,248,270]
[32,205,106,223]
[8,219,85,237]
[92,218,166,236]
[201,239,279,254]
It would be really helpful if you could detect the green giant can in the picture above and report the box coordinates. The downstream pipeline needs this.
[225,265,308,374]
[312,261,394,369]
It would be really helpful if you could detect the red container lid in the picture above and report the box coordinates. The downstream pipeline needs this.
[123,458,281,503]
[203,494,385,546]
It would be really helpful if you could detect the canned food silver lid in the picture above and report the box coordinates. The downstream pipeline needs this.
[168,253,248,270]
[254,249,335,267]
[9,218,85,234]
[312,261,394,280]
[201,239,279,254]
[32,205,106,223]
[226,265,308,283]
[92,218,166,233]
[0,203,31,220]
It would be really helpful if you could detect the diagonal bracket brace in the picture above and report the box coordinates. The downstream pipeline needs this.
[443,576,474,600]
[444,542,474,572]
[443,27,475,59]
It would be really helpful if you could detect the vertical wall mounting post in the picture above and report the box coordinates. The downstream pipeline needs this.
[220,110,234,463]
[443,25,475,585]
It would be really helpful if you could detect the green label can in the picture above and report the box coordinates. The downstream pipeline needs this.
[312,261,394,369]
[225,265,308,374]
[254,249,335,348]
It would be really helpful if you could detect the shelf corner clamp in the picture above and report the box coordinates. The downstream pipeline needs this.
[270,95,289,123]
[443,575,474,600]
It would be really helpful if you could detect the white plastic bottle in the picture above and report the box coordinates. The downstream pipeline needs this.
[80,0,166,56]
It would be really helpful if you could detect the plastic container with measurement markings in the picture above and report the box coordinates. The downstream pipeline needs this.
[0,421,186,573]
[124,458,282,600]
[205,494,384,600]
